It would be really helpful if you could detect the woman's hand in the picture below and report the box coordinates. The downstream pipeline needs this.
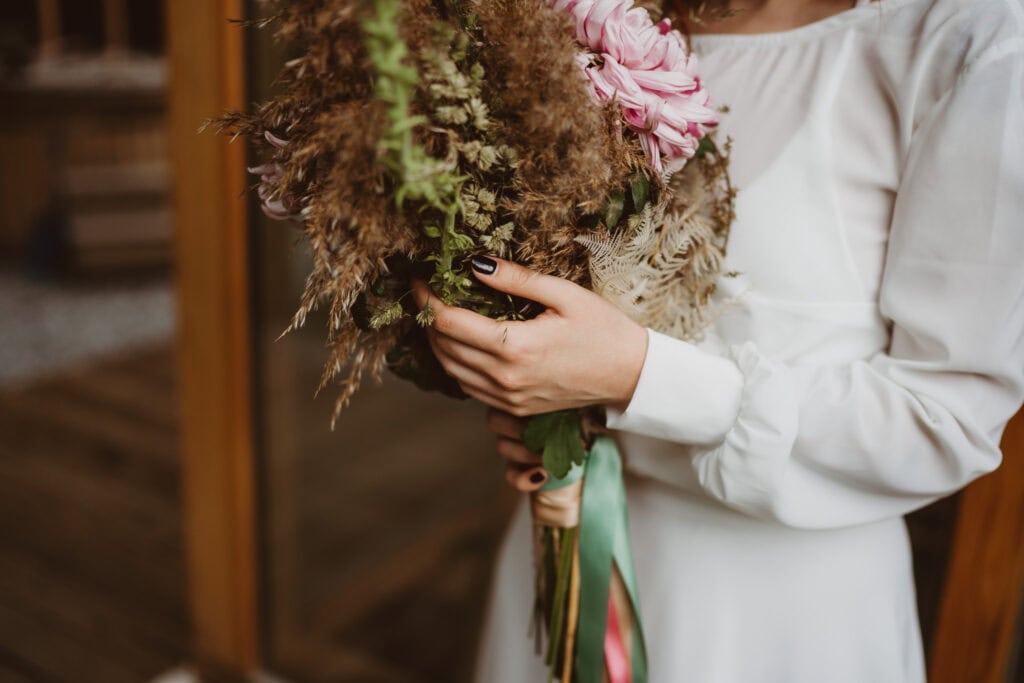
[486,408,549,492]
[411,255,649,417]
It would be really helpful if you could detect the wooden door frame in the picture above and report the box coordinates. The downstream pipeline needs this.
[168,0,260,675]
[931,407,1024,683]
[166,2,1023,678]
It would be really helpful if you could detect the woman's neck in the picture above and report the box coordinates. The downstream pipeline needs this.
[670,0,859,35]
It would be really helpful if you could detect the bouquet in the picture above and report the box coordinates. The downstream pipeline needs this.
[214,1,734,680]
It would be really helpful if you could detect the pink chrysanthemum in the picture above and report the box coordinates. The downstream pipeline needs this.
[551,0,718,171]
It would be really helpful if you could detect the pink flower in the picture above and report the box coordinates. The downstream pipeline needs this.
[248,131,304,222]
[549,0,718,171]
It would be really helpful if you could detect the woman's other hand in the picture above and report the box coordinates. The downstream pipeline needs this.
[486,408,548,492]
[411,256,648,418]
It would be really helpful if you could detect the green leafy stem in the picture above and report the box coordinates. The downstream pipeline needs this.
[524,409,587,480]
[363,0,469,310]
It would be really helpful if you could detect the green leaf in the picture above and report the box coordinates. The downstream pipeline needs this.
[451,232,475,250]
[630,174,650,212]
[695,135,717,159]
[523,410,586,480]
[423,224,442,239]
[602,189,625,229]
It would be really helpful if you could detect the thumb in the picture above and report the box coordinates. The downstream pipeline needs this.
[470,255,579,311]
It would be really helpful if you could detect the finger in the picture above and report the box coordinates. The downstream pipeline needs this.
[426,331,505,396]
[496,437,542,465]
[461,383,521,415]
[429,328,499,372]
[412,279,509,353]
[486,408,529,441]
[469,256,582,312]
[505,463,548,492]
[411,278,432,310]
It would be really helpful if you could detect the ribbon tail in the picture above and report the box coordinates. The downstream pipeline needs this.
[604,578,631,683]
[576,435,648,683]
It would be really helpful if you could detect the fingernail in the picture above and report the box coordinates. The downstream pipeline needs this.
[529,470,546,484]
[471,256,497,275]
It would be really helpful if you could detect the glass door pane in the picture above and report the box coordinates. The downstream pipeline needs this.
[247,9,516,682]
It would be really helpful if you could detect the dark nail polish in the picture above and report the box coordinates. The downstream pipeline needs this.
[471,255,497,275]
[529,471,546,484]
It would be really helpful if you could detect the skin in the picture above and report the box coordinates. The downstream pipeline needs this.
[418,0,861,495]
[411,259,648,492]
[672,0,859,35]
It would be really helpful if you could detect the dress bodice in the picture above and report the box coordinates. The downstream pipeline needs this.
[606,0,1024,528]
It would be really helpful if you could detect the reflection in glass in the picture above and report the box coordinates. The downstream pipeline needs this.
[248,10,516,681]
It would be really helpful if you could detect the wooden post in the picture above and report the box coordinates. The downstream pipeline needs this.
[167,0,259,674]
[930,408,1024,683]
[37,0,62,59]
[103,0,129,57]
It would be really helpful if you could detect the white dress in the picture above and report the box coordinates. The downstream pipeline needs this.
[474,0,1024,681]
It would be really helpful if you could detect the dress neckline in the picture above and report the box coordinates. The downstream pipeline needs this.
[688,0,918,47]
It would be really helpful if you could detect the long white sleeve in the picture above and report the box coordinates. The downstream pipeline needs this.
[606,43,1024,529]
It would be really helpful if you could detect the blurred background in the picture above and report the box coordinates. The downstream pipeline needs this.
[0,1,1021,683]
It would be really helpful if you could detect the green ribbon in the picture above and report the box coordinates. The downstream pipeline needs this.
[541,435,648,683]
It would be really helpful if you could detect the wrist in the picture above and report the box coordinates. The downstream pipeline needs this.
[607,324,648,412]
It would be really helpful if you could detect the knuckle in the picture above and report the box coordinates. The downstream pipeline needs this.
[433,333,453,355]
[432,310,452,335]
[567,283,591,304]
[499,334,527,362]
[495,369,522,392]
[508,402,531,418]
[511,268,536,290]
[495,438,514,460]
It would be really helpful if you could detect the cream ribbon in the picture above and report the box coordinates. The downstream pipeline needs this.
[531,477,584,528]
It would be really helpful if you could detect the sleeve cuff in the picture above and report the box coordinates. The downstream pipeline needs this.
[604,328,745,445]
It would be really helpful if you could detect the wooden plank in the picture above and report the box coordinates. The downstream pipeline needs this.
[0,444,184,610]
[103,0,129,55]
[3,382,178,461]
[930,408,1024,683]
[37,0,62,59]
[0,347,187,683]
[0,548,185,680]
[0,601,143,683]
[166,0,259,674]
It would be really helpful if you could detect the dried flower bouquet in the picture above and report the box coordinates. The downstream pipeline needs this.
[213,0,735,680]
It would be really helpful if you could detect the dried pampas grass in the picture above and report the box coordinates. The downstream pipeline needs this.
[211,0,734,423]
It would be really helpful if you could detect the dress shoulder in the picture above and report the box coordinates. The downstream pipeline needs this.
[903,0,1024,90]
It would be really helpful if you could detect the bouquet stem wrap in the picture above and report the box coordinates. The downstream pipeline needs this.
[533,435,647,683]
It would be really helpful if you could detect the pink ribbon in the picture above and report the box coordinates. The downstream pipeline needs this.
[604,590,631,683]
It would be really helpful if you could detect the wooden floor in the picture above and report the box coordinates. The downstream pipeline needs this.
[254,331,519,683]
[0,342,964,683]
[0,344,187,683]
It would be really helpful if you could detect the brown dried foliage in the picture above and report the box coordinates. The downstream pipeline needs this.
[471,0,646,286]
[212,0,652,422]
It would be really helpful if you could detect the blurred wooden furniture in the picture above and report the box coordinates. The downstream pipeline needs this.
[37,0,141,56]
[0,0,170,271]
[0,82,170,267]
